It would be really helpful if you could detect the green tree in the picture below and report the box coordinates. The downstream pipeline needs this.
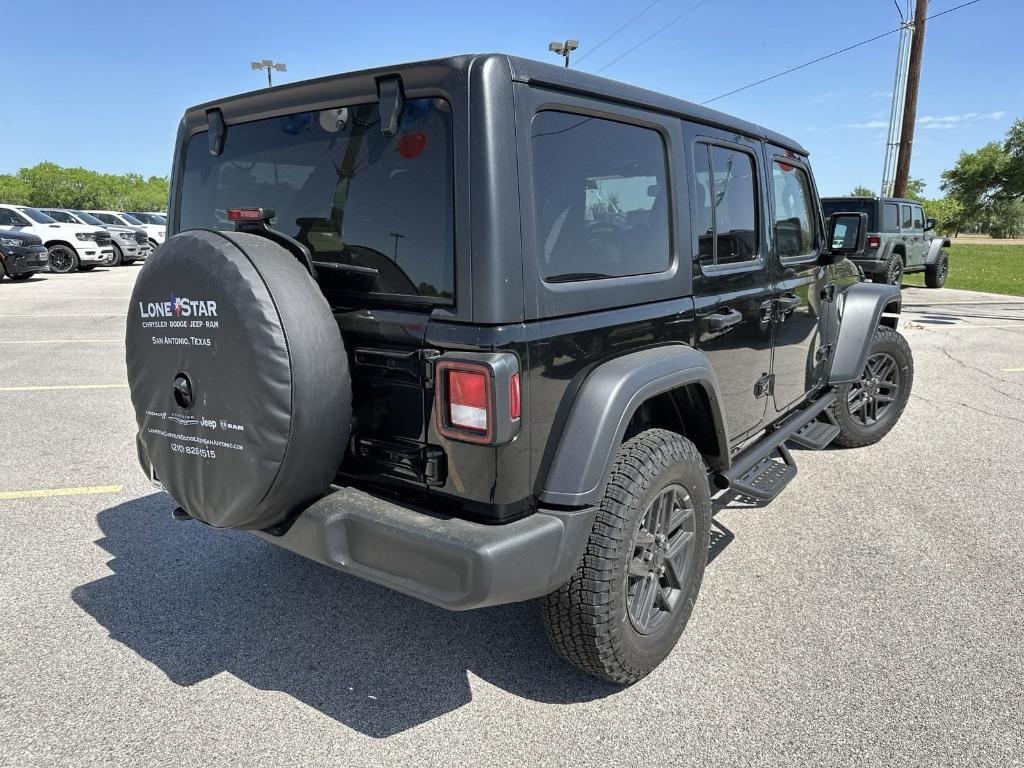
[850,185,874,196]
[903,177,926,201]
[0,162,168,211]
[941,118,1024,236]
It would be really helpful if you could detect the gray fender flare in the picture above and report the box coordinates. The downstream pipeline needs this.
[829,282,902,384]
[540,345,728,507]
[925,237,951,264]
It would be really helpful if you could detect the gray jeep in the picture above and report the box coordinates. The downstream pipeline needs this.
[822,196,951,288]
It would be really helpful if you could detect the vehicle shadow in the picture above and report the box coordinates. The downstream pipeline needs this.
[72,493,619,737]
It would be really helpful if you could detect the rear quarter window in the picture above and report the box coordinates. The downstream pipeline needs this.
[530,110,670,282]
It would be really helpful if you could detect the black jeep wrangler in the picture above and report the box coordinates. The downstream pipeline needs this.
[126,55,913,684]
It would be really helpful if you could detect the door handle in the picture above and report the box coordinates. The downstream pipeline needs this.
[776,293,801,313]
[706,308,742,332]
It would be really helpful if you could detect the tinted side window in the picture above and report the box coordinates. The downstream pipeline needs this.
[0,209,17,226]
[901,204,913,229]
[693,144,758,267]
[883,202,899,230]
[47,210,75,223]
[912,205,924,231]
[771,161,816,258]
[531,111,670,281]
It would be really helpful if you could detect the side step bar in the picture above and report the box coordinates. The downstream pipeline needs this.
[714,390,837,503]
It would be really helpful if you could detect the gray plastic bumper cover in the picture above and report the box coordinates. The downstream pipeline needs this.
[252,486,596,611]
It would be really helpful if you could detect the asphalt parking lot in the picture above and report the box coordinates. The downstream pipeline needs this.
[1,267,1022,767]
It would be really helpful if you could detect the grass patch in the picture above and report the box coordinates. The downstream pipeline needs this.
[903,243,1024,296]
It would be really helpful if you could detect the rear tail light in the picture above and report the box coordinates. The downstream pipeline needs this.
[448,369,488,432]
[509,372,521,421]
[867,235,881,249]
[435,354,521,445]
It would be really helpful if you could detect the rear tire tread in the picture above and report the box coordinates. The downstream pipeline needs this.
[542,429,709,685]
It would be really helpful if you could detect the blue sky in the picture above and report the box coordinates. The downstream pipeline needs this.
[3,0,1020,197]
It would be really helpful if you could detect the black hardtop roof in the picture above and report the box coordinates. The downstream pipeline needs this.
[821,195,922,205]
[184,53,808,155]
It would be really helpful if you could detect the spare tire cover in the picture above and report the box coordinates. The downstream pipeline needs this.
[126,230,351,529]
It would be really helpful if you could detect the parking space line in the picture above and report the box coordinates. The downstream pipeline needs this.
[0,339,122,345]
[1004,368,1024,372]
[0,384,128,392]
[922,323,1024,329]
[0,485,123,500]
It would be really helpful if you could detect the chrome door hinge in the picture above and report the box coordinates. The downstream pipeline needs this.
[755,373,774,398]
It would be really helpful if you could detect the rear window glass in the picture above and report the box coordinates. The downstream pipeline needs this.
[822,199,877,232]
[531,111,670,282]
[179,98,454,302]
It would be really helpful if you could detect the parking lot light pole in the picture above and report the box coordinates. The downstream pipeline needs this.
[251,59,287,87]
[548,40,579,68]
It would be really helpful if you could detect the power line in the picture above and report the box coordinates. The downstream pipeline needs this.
[574,0,662,65]
[701,0,985,105]
[595,0,710,74]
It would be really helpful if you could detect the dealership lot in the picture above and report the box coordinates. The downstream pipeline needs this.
[1,269,1022,766]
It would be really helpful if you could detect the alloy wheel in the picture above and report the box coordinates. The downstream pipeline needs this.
[847,351,901,427]
[626,483,697,635]
[48,246,75,273]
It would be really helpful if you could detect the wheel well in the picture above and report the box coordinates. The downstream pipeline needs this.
[891,245,906,262]
[880,299,901,330]
[624,384,722,469]
[44,240,76,251]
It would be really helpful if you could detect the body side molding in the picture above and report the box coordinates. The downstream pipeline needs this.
[540,345,728,507]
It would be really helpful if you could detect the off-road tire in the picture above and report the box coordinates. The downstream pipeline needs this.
[872,253,903,286]
[542,429,711,684]
[830,326,913,448]
[925,250,948,289]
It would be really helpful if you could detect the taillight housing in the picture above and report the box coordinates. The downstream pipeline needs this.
[435,353,521,445]
[867,235,881,249]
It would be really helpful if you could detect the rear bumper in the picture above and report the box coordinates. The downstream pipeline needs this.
[850,254,885,273]
[252,486,596,611]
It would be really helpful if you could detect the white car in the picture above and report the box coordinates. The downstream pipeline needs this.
[42,209,151,266]
[87,210,165,249]
[0,204,113,273]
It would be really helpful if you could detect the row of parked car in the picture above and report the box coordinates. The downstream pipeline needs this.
[0,204,166,281]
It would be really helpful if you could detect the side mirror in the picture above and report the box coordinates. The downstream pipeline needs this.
[925,217,936,231]
[822,211,868,264]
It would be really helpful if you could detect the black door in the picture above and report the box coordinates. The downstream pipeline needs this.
[686,126,774,441]
[764,149,828,412]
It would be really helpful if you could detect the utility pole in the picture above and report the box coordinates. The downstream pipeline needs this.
[894,0,928,198]
[548,39,579,68]
[880,18,913,198]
